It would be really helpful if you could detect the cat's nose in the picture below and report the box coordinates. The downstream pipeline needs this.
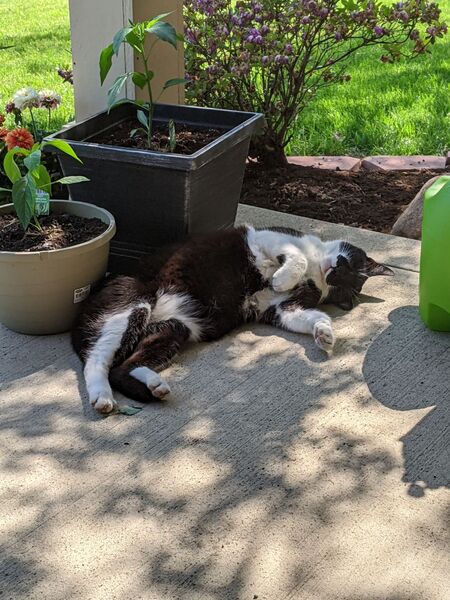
[321,259,333,274]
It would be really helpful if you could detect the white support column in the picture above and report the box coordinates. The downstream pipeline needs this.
[69,0,134,121]
[69,0,184,122]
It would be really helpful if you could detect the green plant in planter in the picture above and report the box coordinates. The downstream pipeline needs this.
[99,12,187,149]
[0,140,88,230]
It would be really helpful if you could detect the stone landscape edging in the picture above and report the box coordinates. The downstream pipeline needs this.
[288,155,449,172]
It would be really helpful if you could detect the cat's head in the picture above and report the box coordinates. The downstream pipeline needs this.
[322,241,394,310]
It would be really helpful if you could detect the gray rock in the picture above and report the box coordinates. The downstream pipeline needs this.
[391,176,441,240]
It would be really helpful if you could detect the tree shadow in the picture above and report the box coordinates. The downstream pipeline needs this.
[0,310,441,598]
[363,305,450,496]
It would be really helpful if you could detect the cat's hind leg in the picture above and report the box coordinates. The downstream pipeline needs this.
[109,318,190,403]
[83,304,151,413]
[261,303,335,352]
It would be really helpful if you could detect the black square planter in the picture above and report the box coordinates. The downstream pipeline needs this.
[47,103,263,274]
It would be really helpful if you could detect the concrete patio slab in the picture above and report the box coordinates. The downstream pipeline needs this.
[0,206,448,600]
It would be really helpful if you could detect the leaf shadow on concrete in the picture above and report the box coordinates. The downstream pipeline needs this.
[363,304,450,496]
[0,314,432,599]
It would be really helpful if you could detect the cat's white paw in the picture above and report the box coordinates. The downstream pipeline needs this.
[314,321,335,353]
[272,258,307,292]
[90,392,117,414]
[130,367,171,399]
[150,378,171,399]
[272,269,299,292]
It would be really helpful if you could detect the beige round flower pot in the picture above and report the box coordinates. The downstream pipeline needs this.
[0,199,116,335]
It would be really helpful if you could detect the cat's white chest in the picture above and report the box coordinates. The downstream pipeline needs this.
[305,262,328,298]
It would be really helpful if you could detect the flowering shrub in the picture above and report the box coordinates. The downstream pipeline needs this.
[57,67,74,85]
[184,0,447,164]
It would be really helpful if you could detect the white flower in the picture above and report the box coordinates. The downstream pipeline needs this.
[13,87,40,111]
[38,89,62,110]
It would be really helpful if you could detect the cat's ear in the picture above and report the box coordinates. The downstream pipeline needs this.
[366,257,394,277]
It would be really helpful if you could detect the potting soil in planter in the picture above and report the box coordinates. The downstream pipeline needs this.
[90,120,222,154]
[0,214,108,252]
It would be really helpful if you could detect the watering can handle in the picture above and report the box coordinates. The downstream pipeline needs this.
[424,175,450,202]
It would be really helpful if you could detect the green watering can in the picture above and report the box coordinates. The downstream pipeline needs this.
[419,175,450,331]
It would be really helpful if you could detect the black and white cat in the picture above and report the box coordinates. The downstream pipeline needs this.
[72,225,393,413]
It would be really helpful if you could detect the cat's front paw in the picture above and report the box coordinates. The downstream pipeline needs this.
[314,321,335,353]
[90,392,117,414]
[272,269,300,292]
[272,258,307,292]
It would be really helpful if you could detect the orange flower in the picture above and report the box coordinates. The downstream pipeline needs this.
[0,127,9,141]
[5,127,34,151]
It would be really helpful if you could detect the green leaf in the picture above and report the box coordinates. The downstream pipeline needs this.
[146,21,178,49]
[130,128,146,138]
[55,176,90,185]
[112,26,132,55]
[118,405,143,416]
[107,73,129,110]
[132,71,148,89]
[12,175,36,230]
[125,27,144,51]
[44,140,82,163]
[32,164,52,195]
[24,150,41,173]
[144,13,172,29]
[108,98,146,111]
[137,110,149,129]
[99,43,114,85]
[163,77,189,90]
[4,152,22,184]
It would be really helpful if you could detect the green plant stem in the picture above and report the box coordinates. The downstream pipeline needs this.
[33,215,42,231]
[28,107,38,139]
[47,109,51,131]
[141,45,154,148]
[29,108,38,137]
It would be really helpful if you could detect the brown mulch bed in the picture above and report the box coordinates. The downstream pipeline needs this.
[0,214,107,252]
[241,162,448,233]
[90,119,221,154]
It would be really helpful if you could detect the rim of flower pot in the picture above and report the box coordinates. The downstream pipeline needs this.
[45,103,265,171]
[0,199,116,260]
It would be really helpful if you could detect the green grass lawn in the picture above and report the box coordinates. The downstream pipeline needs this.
[0,0,448,155]
[289,1,450,157]
[0,0,73,133]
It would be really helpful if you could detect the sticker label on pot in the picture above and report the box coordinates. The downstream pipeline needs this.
[73,284,91,304]
[35,190,50,216]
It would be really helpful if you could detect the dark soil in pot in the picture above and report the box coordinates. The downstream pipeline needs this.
[242,163,449,233]
[0,214,108,252]
[90,119,222,154]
